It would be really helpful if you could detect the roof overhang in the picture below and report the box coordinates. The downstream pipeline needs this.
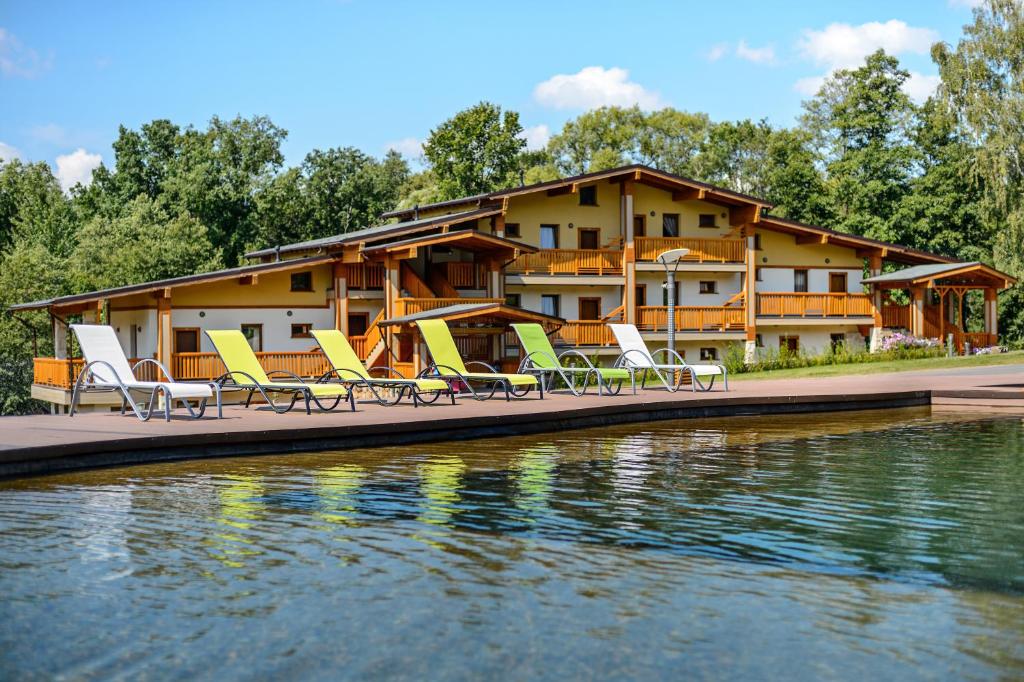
[8,255,335,313]
[380,303,563,331]
[863,261,1016,289]
[361,229,537,262]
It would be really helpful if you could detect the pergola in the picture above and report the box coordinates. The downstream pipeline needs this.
[862,262,1016,349]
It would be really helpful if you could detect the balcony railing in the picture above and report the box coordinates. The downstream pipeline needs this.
[635,237,744,263]
[34,356,165,389]
[882,303,909,328]
[636,306,746,332]
[756,293,874,317]
[507,249,623,276]
[554,321,616,346]
[394,297,504,317]
[345,263,384,290]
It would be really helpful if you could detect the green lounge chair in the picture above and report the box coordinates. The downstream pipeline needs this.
[205,330,355,413]
[415,319,542,401]
[311,329,453,407]
[512,323,636,396]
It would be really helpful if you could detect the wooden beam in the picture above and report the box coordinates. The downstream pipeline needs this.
[672,187,705,202]
[729,204,761,227]
[796,233,829,245]
[547,185,574,197]
[238,274,258,285]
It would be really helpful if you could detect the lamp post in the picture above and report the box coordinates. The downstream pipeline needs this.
[657,248,690,353]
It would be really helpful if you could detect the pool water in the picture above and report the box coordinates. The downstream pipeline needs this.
[2,408,1023,679]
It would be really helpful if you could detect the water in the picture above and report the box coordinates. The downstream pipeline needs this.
[2,407,1023,680]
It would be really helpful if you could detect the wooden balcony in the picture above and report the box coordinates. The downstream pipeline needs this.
[554,321,616,346]
[393,297,504,317]
[438,262,488,289]
[635,237,744,263]
[507,249,623,276]
[33,357,159,389]
[756,293,874,318]
[636,306,746,332]
[345,263,384,290]
[882,303,909,328]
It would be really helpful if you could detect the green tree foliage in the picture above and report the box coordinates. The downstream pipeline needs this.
[801,50,916,242]
[423,102,525,199]
[0,160,77,256]
[933,0,1024,339]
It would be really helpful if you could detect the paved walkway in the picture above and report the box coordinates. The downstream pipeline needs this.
[1,363,1021,478]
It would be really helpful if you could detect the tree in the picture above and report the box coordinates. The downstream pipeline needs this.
[0,159,77,256]
[933,0,1024,340]
[423,102,525,199]
[801,50,917,242]
[762,129,830,224]
[695,119,774,197]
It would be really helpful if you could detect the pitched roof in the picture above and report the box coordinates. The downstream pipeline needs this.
[381,163,773,220]
[379,303,564,327]
[244,207,503,259]
[862,261,1016,286]
[8,255,335,312]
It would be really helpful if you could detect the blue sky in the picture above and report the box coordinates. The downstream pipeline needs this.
[0,1,981,189]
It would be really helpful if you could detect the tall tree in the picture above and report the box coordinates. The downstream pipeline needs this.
[423,102,525,199]
[801,50,917,242]
[762,129,830,224]
[933,0,1024,340]
[0,159,77,256]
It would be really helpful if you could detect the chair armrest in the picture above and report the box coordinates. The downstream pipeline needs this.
[465,360,498,373]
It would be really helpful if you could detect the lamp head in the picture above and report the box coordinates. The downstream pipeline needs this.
[657,248,690,264]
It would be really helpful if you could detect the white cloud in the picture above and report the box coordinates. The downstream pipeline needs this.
[55,148,102,192]
[793,75,826,96]
[798,20,939,71]
[705,43,729,62]
[385,137,422,159]
[0,142,20,163]
[533,66,664,110]
[736,40,776,64]
[0,27,51,78]
[521,124,551,151]
[903,71,941,102]
[948,0,983,7]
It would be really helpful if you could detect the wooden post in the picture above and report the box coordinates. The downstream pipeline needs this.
[412,328,422,375]
[869,254,883,329]
[621,180,636,324]
[984,287,998,337]
[333,262,348,334]
[910,287,925,337]
[383,257,400,349]
[53,316,67,360]
[157,294,172,380]
[494,214,505,239]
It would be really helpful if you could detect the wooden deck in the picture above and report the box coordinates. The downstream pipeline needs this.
[1,364,1021,479]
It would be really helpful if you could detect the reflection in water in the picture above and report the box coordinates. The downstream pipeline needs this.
[2,407,1024,679]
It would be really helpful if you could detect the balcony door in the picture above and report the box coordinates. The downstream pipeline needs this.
[633,215,646,237]
[540,224,559,249]
[578,228,599,250]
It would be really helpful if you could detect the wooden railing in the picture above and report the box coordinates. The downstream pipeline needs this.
[636,307,746,332]
[394,297,504,317]
[756,293,874,318]
[34,357,162,389]
[349,308,386,360]
[964,332,997,349]
[634,237,744,263]
[345,263,384,290]
[400,262,435,298]
[442,262,487,289]
[507,249,623,275]
[171,351,331,381]
[882,304,909,329]
[555,321,616,346]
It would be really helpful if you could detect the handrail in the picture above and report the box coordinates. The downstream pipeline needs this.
[636,306,746,332]
[554,321,616,346]
[756,292,873,317]
[349,307,387,359]
[400,261,435,298]
[507,248,623,275]
[394,297,503,316]
[634,237,744,263]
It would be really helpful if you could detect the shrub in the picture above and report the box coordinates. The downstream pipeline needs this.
[723,338,944,375]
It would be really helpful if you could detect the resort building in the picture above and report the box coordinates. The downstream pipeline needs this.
[11,164,1016,411]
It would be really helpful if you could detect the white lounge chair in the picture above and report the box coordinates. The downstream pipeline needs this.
[70,324,221,421]
[609,323,727,392]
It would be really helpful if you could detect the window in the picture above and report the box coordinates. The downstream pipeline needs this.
[754,233,762,250]
[780,335,799,353]
[698,213,717,228]
[829,272,848,293]
[241,324,263,352]
[755,333,763,347]
[699,281,717,295]
[505,293,521,307]
[291,271,313,292]
[541,294,560,317]
[173,328,199,354]
[348,313,369,337]
[662,213,679,238]
[830,333,846,351]
[540,224,559,249]
[700,347,718,361]
[578,298,601,320]
[794,269,808,293]
[579,185,597,206]
[633,215,646,237]
[635,284,647,307]
[504,222,521,238]
[291,323,312,339]
[578,228,600,250]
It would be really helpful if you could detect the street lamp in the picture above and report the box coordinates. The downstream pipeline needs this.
[657,248,690,353]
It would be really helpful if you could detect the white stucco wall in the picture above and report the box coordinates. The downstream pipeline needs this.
[506,284,622,319]
[635,272,742,306]
[756,267,863,293]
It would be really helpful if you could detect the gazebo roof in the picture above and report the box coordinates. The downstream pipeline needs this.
[862,262,1016,289]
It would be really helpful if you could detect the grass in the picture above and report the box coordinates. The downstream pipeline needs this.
[730,350,1024,382]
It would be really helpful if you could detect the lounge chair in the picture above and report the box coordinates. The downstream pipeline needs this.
[512,323,636,395]
[69,324,221,421]
[311,329,453,407]
[205,330,355,413]
[609,323,727,392]
[415,319,542,401]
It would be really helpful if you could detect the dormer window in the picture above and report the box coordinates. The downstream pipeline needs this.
[579,185,597,206]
